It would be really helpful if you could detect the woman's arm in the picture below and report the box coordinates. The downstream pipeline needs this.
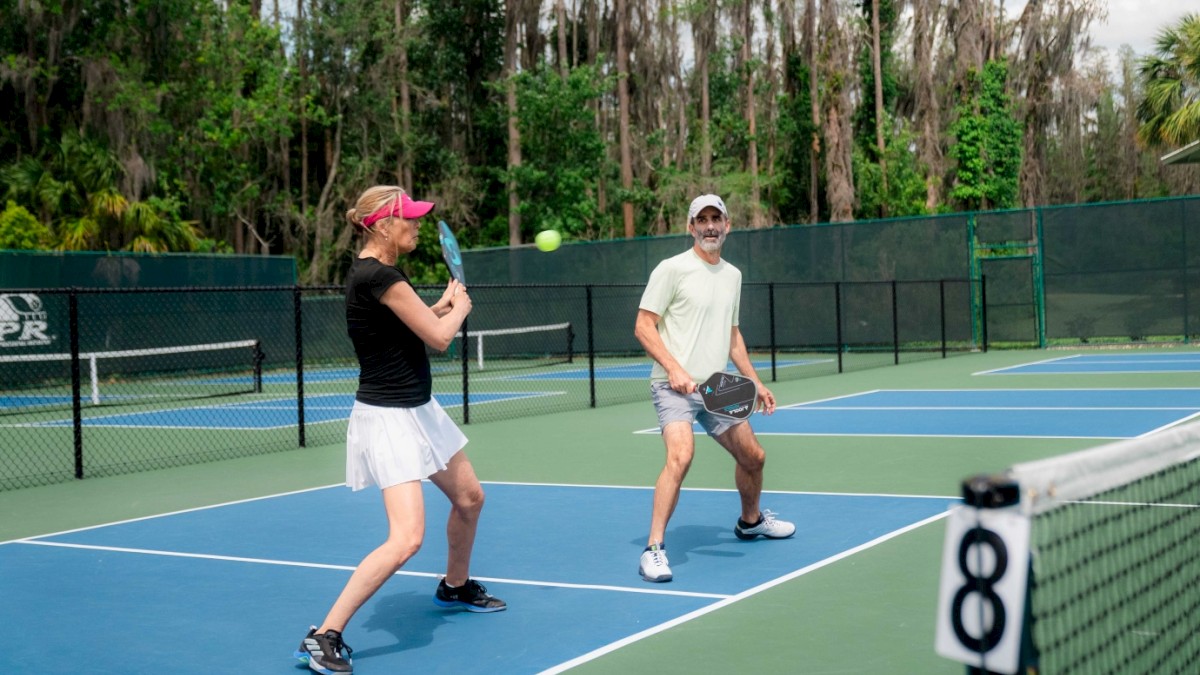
[380,281,471,352]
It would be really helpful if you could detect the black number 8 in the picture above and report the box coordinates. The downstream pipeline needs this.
[950,526,1008,652]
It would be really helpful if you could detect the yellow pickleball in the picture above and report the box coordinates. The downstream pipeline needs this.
[535,229,562,252]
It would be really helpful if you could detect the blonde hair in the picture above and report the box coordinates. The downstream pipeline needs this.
[345,185,406,232]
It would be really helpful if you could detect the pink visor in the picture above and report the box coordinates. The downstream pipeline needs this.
[360,192,436,228]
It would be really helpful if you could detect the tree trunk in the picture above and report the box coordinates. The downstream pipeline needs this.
[765,0,779,219]
[743,1,762,228]
[871,0,887,216]
[556,0,569,78]
[586,0,606,221]
[505,0,523,245]
[691,2,716,180]
[395,0,412,188]
[617,0,635,237]
[298,0,309,212]
[820,0,854,222]
[804,0,819,223]
[913,0,942,211]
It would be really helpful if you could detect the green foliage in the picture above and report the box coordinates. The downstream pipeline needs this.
[1136,13,1200,147]
[0,201,53,249]
[773,53,821,224]
[506,65,609,242]
[948,60,1023,211]
[853,0,900,158]
[853,128,931,219]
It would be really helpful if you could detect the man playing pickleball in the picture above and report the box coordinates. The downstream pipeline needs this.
[633,193,796,584]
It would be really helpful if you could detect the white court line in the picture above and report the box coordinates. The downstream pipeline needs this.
[777,389,882,409]
[631,428,1132,439]
[973,354,1083,375]
[17,391,567,432]
[4,481,955,663]
[986,369,1200,375]
[0,483,344,544]
[2,481,957,545]
[481,480,958,501]
[771,405,1200,411]
[538,509,953,674]
[1053,358,1200,364]
[1136,411,1200,438]
[12,540,728,600]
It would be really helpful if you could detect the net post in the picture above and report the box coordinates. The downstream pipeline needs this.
[961,473,1018,509]
[567,322,575,364]
[89,356,99,405]
[69,289,83,479]
[253,340,264,393]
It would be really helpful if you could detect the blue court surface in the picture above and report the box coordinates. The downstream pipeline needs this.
[978,352,1200,375]
[640,388,1200,440]
[506,358,830,381]
[0,482,955,674]
[28,392,561,430]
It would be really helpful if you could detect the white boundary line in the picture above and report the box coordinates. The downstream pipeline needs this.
[1136,411,1200,437]
[15,391,566,432]
[973,354,1082,375]
[2,481,958,545]
[0,483,343,544]
[2,481,956,666]
[538,509,953,674]
[13,540,728,600]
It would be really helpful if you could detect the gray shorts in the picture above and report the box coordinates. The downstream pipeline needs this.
[650,381,742,438]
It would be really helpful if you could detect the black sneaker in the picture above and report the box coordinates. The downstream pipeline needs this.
[294,626,353,674]
[433,578,507,613]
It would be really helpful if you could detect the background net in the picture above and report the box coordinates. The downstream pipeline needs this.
[0,340,261,416]
[0,278,980,489]
[465,196,1200,347]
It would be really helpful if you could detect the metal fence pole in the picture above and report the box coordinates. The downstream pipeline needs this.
[69,289,83,479]
[891,280,900,365]
[768,283,777,382]
[940,279,948,358]
[461,316,470,424]
[294,286,306,447]
[834,282,844,373]
[587,286,596,408]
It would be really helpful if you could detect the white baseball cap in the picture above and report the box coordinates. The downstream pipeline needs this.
[688,194,728,221]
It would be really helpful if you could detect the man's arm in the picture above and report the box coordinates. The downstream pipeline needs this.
[729,325,775,414]
[635,308,696,394]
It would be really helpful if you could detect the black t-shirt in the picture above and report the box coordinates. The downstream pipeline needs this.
[345,257,432,407]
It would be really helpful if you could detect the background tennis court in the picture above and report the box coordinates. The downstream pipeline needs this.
[3,347,1198,673]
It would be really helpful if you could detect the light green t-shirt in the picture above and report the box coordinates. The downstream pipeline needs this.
[638,248,742,382]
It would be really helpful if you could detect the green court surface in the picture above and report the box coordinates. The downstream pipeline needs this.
[4,348,1198,673]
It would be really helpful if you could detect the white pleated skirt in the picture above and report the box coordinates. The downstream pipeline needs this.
[344,397,467,490]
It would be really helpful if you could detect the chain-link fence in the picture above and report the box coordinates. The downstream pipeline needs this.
[468,196,1200,347]
[0,278,982,490]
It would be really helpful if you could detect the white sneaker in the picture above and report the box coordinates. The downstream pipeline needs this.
[734,509,796,540]
[639,543,672,582]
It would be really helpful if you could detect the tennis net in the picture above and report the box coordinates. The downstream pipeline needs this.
[433,322,574,371]
[938,421,1200,674]
[0,339,263,415]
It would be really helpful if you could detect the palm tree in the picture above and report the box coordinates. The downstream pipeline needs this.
[1137,13,1200,147]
